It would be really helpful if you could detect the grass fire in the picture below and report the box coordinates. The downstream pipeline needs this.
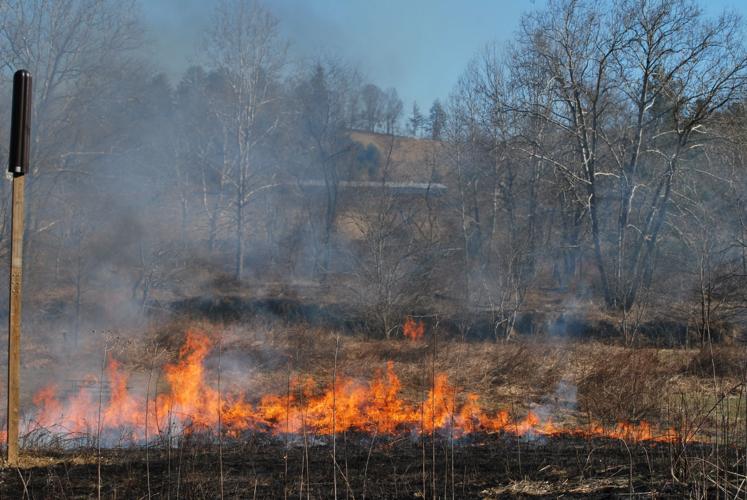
[1,0,747,498]
[19,330,682,444]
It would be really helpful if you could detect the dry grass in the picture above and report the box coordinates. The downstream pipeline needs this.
[686,345,747,378]
[6,317,747,497]
[481,477,632,498]
[575,348,673,422]
[18,316,740,431]
[116,320,733,431]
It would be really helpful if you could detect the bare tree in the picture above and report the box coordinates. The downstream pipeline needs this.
[382,87,403,135]
[292,61,362,277]
[444,46,544,339]
[0,0,144,261]
[359,83,385,132]
[346,142,442,337]
[206,0,287,281]
[508,0,747,313]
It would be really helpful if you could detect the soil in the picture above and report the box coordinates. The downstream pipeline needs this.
[0,433,694,499]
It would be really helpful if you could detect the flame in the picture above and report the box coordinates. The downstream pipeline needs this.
[403,317,425,341]
[17,329,684,445]
[156,330,221,429]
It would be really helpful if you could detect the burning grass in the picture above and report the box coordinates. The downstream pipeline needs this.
[14,329,685,447]
[4,319,747,497]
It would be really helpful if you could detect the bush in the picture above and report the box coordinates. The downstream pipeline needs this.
[577,349,670,422]
[686,346,747,378]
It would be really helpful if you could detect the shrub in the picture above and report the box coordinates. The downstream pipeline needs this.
[577,349,670,422]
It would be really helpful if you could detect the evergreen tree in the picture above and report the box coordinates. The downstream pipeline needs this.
[408,101,425,137]
[428,99,446,140]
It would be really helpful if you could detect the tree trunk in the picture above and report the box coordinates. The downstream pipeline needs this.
[235,187,244,281]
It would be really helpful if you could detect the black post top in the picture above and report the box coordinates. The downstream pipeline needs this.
[8,69,32,176]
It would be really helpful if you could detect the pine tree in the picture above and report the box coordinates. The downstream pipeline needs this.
[428,99,446,140]
[408,101,424,137]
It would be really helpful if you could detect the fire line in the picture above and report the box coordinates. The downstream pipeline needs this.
[14,330,683,446]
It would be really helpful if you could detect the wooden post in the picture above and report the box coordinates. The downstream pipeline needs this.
[6,69,31,465]
[7,174,24,464]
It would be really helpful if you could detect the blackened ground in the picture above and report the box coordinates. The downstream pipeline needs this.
[162,294,723,346]
[0,433,704,499]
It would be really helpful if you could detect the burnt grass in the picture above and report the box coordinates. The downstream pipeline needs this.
[0,433,695,498]
[163,294,701,346]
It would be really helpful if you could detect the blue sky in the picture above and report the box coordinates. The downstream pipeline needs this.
[140,0,747,112]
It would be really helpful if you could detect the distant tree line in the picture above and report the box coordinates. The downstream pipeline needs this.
[0,0,744,343]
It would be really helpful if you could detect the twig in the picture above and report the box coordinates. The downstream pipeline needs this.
[15,468,29,499]
[284,360,290,500]
[96,341,113,500]
[361,428,377,500]
[332,452,356,500]
[218,332,224,500]
[332,335,340,500]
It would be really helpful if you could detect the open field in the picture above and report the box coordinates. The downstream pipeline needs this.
[3,308,747,498]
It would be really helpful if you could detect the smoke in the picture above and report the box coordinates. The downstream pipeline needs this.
[0,0,742,455]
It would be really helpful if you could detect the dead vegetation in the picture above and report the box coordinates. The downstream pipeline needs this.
[686,345,747,378]
[5,316,747,497]
[576,349,673,422]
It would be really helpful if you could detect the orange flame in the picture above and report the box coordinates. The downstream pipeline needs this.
[17,330,684,445]
[403,317,425,341]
